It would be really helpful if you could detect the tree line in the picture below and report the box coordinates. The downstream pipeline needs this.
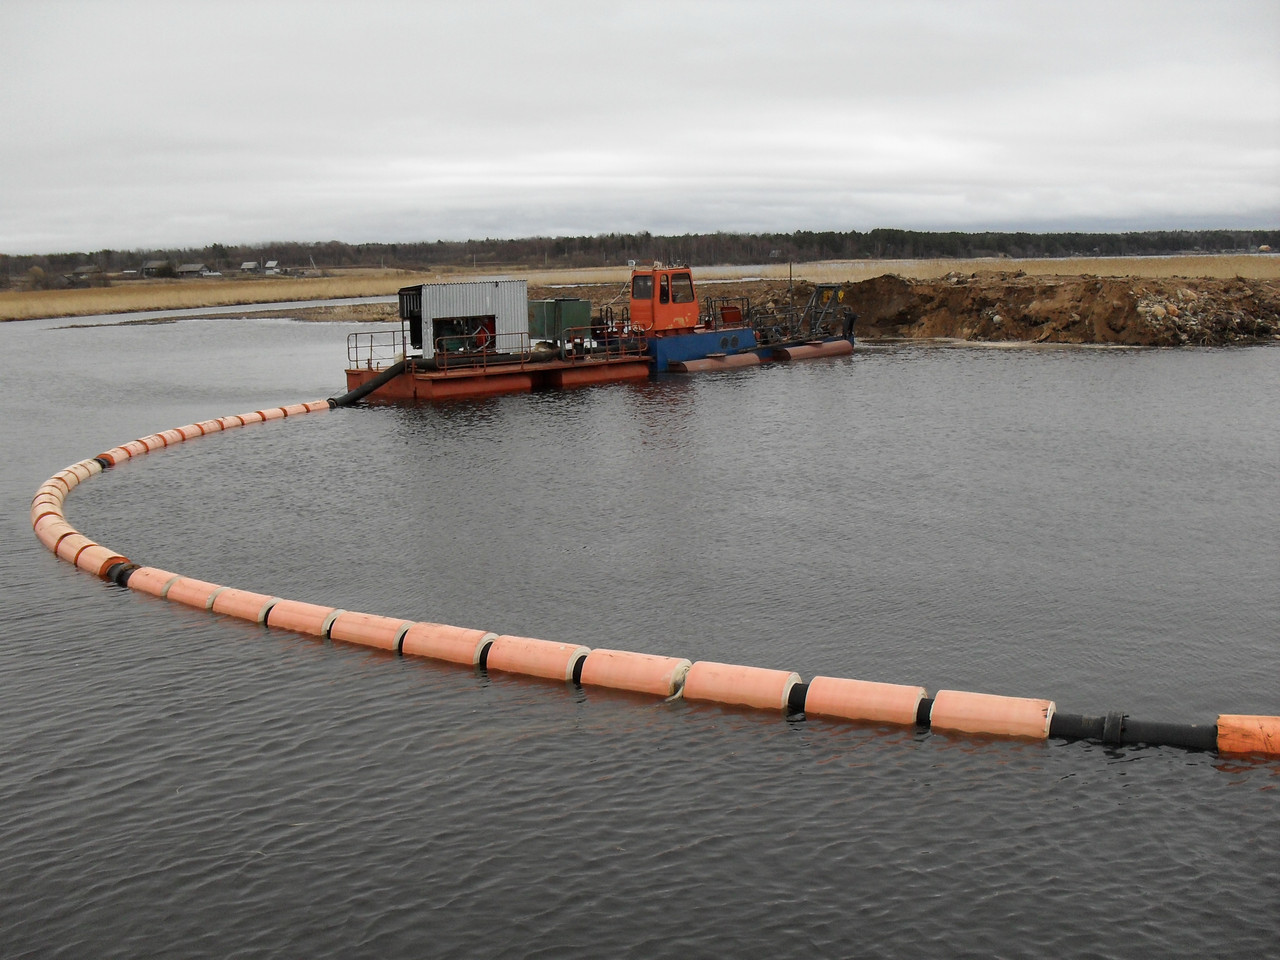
[4,228,1277,287]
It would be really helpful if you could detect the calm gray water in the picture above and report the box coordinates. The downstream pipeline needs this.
[2,313,1277,958]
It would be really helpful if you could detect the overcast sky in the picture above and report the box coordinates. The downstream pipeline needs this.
[2,0,1277,254]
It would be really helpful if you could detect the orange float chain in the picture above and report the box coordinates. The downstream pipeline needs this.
[28,396,1280,761]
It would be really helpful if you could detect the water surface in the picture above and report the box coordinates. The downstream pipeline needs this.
[2,316,1277,958]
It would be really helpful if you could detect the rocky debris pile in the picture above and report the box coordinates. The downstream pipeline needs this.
[837,272,1280,346]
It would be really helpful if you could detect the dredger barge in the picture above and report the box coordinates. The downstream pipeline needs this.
[343,264,857,403]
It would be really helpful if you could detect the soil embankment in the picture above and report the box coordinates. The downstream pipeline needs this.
[837,272,1280,345]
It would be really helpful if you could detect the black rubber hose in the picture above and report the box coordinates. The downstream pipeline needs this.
[1050,712,1218,751]
[1120,718,1218,751]
[106,562,139,587]
[787,682,809,714]
[1049,713,1105,740]
[328,359,409,407]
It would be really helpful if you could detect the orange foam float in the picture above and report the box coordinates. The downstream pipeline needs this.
[682,660,801,711]
[1216,714,1280,756]
[265,599,343,636]
[804,676,928,726]
[486,634,590,682]
[54,532,96,565]
[75,543,129,579]
[32,494,68,515]
[400,621,495,664]
[97,447,132,466]
[328,611,414,652]
[33,481,68,500]
[125,566,182,598]
[579,649,693,698]
[30,500,64,526]
[930,689,1056,739]
[57,460,100,486]
[43,474,73,496]
[210,587,280,624]
[34,515,76,551]
[165,576,226,610]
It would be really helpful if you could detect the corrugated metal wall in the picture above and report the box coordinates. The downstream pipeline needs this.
[419,279,528,358]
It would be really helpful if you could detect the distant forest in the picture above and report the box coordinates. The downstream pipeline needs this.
[4,228,1277,286]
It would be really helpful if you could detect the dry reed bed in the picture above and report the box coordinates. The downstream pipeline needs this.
[3,255,1276,322]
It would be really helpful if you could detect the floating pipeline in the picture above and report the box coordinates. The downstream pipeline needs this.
[29,399,1280,762]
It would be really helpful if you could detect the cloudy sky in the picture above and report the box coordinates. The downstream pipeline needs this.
[2,0,1277,254]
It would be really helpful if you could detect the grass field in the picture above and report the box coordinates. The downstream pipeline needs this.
[3,255,1277,322]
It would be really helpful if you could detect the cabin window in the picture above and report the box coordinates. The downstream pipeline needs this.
[671,273,694,303]
[632,275,653,299]
[659,274,670,304]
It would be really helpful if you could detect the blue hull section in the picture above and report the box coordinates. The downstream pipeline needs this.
[646,328,759,373]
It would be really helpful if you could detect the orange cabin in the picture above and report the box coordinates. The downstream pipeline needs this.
[629,266,699,336]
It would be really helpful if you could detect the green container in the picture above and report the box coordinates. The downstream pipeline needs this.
[529,299,593,341]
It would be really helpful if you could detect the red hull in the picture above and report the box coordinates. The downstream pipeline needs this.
[345,357,651,403]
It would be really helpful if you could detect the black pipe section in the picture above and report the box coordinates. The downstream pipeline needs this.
[106,562,138,587]
[1103,711,1126,744]
[916,696,935,727]
[1121,718,1218,751]
[787,682,808,714]
[1049,713,1106,741]
[1049,712,1218,752]
[93,456,113,470]
[328,359,409,408]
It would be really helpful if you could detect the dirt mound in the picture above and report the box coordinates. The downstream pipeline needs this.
[840,272,1280,346]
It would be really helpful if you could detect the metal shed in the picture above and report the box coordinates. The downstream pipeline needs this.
[401,279,529,360]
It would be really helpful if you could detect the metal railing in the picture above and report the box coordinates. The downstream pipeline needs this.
[347,322,651,374]
[431,331,533,371]
[347,329,405,369]
[701,296,753,331]
[558,324,649,363]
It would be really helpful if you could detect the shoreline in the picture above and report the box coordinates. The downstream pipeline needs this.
[4,254,1277,323]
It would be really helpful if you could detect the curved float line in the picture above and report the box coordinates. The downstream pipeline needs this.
[28,396,1280,759]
